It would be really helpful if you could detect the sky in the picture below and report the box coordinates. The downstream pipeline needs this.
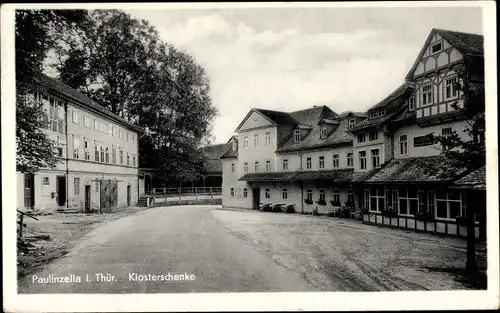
[125,6,483,144]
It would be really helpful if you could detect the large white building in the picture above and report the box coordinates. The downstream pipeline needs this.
[220,28,485,239]
[17,74,143,213]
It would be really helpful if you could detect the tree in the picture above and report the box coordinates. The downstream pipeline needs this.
[15,9,89,173]
[432,55,485,280]
[53,10,218,182]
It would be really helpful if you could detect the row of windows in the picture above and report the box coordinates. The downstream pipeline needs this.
[420,76,459,106]
[368,109,386,120]
[357,131,378,143]
[364,186,465,220]
[358,149,380,170]
[229,188,355,203]
[243,132,272,149]
[71,110,135,143]
[71,135,136,166]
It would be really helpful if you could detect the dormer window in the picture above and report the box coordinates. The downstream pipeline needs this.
[294,129,301,143]
[408,96,415,111]
[378,109,385,117]
[320,126,327,139]
[431,41,442,54]
[348,118,355,129]
[231,142,236,151]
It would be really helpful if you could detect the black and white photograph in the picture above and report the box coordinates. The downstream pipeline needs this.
[2,2,498,312]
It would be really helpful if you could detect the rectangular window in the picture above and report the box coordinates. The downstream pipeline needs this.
[333,154,339,168]
[57,147,63,157]
[104,147,108,163]
[422,84,433,106]
[294,130,301,143]
[357,133,366,143]
[320,126,327,139]
[265,132,271,146]
[112,146,116,164]
[265,160,271,172]
[119,149,124,164]
[306,157,312,169]
[73,135,80,159]
[84,116,90,127]
[369,186,385,212]
[244,163,248,173]
[371,149,380,168]
[282,159,288,171]
[408,97,415,111]
[72,111,79,124]
[119,129,124,139]
[231,164,235,172]
[319,189,326,201]
[359,151,367,170]
[254,134,259,147]
[95,181,99,192]
[442,127,453,136]
[369,131,378,141]
[435,190,463,219]
[84,139,90,160]
[74,177,80,195]
[232,142,236,151]
[133,154,136,167]
[398,187,419,216]
[347,190,354,204]
[243,188,248,198]
[399,135,408,155]
[347,153,353,167]
[100,146,104,163]
[230,188,235,197]
[431,41,442,54]
[333,190,340,203]
[95,142,99,162]
[319,156,325,169]
[306,189,313,201]
[42,177,50,185]
[244,136,248,149]
[282,189,288,200]
[254,162,259,172]
[127,153,130,166]
[348,119,355,129]
[444,76,459,99]
[265,189,270,199]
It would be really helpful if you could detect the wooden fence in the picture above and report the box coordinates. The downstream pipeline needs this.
[150,187,222,205]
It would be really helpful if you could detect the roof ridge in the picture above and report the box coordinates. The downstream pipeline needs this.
[433,28,483,37]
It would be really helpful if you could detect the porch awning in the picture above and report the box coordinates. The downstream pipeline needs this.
[363,156,468,184]
[238,172,296,182]
[451,166,485,190]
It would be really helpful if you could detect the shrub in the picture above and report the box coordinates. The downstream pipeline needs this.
[262,204,273,212]
[330,200,341,207]
[316,199,327,205]
[304,199,313,205]
[285,205,296,213]
[272,204,284,213]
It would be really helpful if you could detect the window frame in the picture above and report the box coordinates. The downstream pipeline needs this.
[357,133,366,143]
[421,84,433,106]
[408,96,415,111]
[265,189,270,199]
[282,188,288,200]
[371,148,380,168]
[369,131,378,141]
[359,150,367,170]
[444,76,459,100]
[306,157,312,170]
[319,156,325,169]
[294,129,301,143]
[346,152,353,167]
[244,136,248,149]
[399,134,408,156]
[282,159,288,171]
[265,160,271,172]
[244,162,248,173]
[74,177,80,195]
[254,161,259,172]
[265,132,271,146]
[431,41,443,55]
[320,125,327,139]
[333,154,339,168]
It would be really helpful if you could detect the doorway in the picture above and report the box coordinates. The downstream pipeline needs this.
[23,174,35,209]
[127,185,131,206]
[84,185,91,213]
[252,187,260,210]
[56,176,66,207]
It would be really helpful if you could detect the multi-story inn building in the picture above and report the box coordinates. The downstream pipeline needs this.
[221,28,485,239]
[17,74,143,213]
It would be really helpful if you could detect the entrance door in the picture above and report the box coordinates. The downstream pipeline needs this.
[100,180,118,212]
[84,185,91,213]
[252,187,260,210]
[56,176,66,207]
[24,174,35,209]
[127,185,131,206]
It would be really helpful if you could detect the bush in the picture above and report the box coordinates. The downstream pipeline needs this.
[304,199,313,205]
[285,205,296,213]
[330,200,341,207]
[272,204,284,213]
[262,204,273,212]
[316,199,326,206]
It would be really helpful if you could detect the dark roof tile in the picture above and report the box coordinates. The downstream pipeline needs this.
[254,108,298,126]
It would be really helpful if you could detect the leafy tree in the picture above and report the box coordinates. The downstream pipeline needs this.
[52,10,218,182]
[15,9,88,173]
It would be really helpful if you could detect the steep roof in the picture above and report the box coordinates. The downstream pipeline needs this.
[202,143,230,159]
[289,105,338,125]
[368,83,413,111]
[238,172,296,182]
[436,28,484,56]
[348,111,399,132]
[36,74,143,133]
[406,28,483,80]
[254,108,298,126]
[277,115,353,153]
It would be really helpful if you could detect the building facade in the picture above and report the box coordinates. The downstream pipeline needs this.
[17,74,143,213]
[220,28,485,239]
